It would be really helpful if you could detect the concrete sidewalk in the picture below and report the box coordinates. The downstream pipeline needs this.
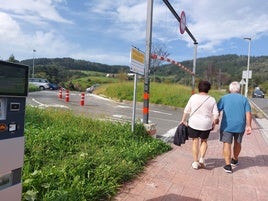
[114,118,268,201]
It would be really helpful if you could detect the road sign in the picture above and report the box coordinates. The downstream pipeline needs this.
[242,70,252,79]
[240,79,246,85]
[130,47,145,75]
[180,11,186,34]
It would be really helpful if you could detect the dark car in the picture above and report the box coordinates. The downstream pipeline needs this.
[48,83,60,90]
[252,88,265,98]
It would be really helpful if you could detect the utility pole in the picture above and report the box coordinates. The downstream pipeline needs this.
[143,0,153,124]
[32,49,36,78]
[244,37,251,97]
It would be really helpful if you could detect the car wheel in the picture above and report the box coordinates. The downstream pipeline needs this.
[39,86,45,90]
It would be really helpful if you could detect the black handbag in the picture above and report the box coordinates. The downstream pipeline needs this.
[173,123,188,146]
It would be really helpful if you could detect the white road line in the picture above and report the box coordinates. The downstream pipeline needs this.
[32,98,69,109]
[150,110,172,115]
[117,105,173,116]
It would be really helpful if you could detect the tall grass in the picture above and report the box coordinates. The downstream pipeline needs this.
[23,107,171,201]
[96,82,225,108]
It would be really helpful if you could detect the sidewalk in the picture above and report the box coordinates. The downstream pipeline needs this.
[114,117,268,201]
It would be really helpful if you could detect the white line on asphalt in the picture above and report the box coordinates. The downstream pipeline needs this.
[151,110,173,115]
[32,98,69,109]
[117,105,173,116]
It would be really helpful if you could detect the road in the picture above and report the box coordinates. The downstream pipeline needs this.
[26,90,183,139]
[251,97,268,118]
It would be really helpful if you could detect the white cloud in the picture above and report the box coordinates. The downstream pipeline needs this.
[0,0,267,65]
[0,0,71,24]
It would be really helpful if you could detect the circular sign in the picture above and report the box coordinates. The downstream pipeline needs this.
[180,11,186,34]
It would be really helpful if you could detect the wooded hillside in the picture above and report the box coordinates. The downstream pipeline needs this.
[19,54,268,90]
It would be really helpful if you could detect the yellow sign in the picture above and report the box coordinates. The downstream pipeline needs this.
[131,48,144,63]
[130,48,145,75]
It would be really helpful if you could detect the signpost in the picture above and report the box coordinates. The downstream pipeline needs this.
[130,47,145,132]
[242,70,252,96]
[130,47,145,75]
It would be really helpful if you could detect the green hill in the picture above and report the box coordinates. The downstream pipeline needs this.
[17,54,268,92]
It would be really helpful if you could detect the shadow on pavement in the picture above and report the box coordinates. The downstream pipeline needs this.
[203,155,268,171]
[146,193,201,201]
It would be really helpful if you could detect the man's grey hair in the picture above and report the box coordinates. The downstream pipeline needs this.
[229,81,241,93]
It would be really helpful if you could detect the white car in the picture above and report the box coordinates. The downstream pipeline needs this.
[29,78,50,90]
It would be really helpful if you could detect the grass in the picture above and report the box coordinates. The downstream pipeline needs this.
[95,81,226,108]
[23,107,171,201]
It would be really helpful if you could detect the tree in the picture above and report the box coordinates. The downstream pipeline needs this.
[150,43,170,82]
[8,54,19,63]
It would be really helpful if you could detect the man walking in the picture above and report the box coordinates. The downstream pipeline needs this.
[217,81,252,173]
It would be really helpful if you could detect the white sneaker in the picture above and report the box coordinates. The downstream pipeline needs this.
[192,161,200,169]
[199,157,206,168]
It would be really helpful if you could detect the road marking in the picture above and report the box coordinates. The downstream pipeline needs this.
[117,105,131,109]
[31,98,69,109]
[151,110,172,115]
[112,114,128,119]
[117,105,173,116]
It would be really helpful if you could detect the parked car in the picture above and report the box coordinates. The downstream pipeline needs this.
[48,83,60,90]
[86,84,99,93]
[86,86,95,93]
[252,87,265,98]
[29,78,50,90]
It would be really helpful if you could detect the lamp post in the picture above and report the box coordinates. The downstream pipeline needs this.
[244,37,251,97]
[32,49,36,78]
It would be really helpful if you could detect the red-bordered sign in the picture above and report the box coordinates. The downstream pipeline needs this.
[180,11,186,34]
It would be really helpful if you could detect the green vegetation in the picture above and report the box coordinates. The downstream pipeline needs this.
[28,83,41,92]
[70,72,120,91]
[23,107,171,201]
[95,82,226,108]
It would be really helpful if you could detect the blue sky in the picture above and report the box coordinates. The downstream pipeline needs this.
[0,0,268,66]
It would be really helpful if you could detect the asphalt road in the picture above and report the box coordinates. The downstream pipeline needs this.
[250,97,268,118]
[26,90,183,138]
[27,90,268,141]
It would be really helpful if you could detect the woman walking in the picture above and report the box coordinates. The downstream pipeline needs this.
[180,81,219,169]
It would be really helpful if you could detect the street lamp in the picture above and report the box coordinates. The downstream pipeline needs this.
[32,49,36,78]
[244,37,251,97]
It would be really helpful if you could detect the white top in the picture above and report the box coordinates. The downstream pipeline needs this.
[184,94,219,131]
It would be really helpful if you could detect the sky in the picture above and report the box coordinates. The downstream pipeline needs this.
[0,0,268,66]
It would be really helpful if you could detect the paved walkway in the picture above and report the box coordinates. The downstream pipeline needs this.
[114,117,268,201]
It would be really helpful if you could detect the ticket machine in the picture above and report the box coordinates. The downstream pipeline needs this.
[0,61,28,201]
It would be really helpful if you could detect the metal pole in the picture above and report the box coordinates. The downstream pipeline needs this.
[192,42,198,94]
[143,0,153,124]
[244,38,251,97]
[131,73,137,132]
[32,49,36,78]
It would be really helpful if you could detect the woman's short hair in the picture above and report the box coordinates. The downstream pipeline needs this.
[198,81,211,93]
[229,81,240,93]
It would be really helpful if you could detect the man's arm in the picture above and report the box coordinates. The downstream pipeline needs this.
[245,111,252,135]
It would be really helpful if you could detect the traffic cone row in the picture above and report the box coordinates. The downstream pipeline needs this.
[58,89,86,106]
